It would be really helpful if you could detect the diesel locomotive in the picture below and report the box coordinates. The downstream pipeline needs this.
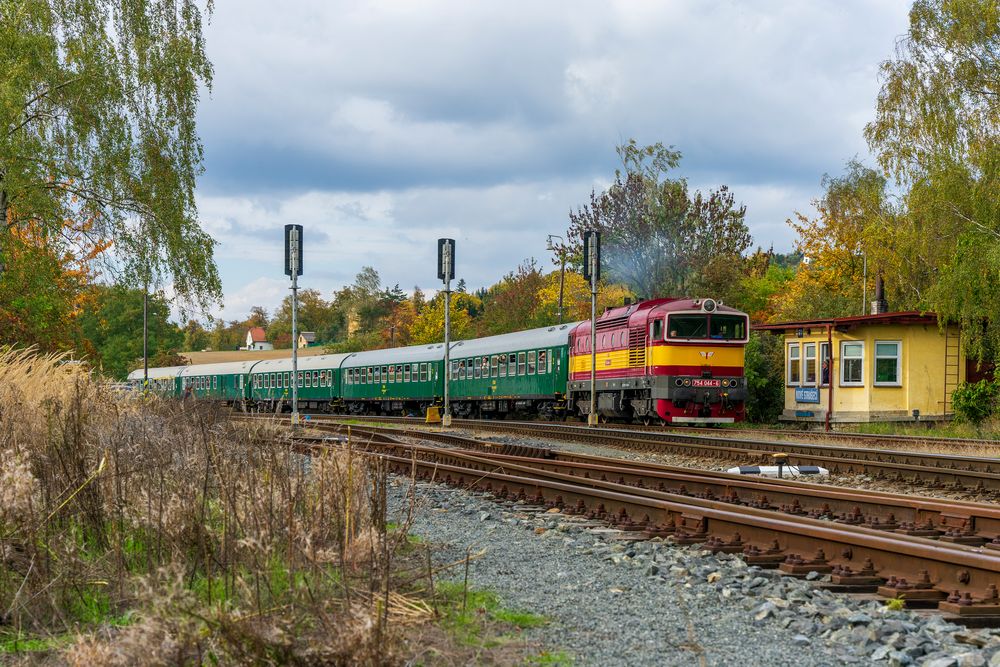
[128,297,749,425]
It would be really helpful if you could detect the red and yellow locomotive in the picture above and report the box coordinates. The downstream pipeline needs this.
[566,297,748,424]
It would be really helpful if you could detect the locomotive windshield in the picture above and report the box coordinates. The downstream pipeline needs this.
[667,314,746,341]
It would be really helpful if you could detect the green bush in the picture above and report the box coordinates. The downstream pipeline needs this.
[744,331,785,423]
[952,379,1000,423]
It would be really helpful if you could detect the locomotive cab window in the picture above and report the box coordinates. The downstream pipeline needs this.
[709,315,746,340]
[651,319,663,341]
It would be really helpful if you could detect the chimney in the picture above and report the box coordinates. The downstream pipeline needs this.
[870,275,888,314]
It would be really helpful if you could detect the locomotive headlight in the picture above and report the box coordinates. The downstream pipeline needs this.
[675,378,683,387]
[683,379,691,387]
[702,298,717,312]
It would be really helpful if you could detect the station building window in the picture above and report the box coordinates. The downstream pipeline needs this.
[820,343,831,386]
[874,341,901,386]
[840,342,864,386]
[787,343,800,386]
[804,343,817,385]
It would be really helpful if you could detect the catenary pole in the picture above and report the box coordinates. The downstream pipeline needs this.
[143,287,148,393]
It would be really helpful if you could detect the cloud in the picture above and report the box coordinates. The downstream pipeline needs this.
[188,0,911,320]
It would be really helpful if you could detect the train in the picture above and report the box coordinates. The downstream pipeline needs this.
[128,297,749,425]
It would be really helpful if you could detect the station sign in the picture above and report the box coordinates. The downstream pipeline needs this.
[795,387,820,403]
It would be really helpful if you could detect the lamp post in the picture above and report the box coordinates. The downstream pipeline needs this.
[285,224,303,426]
[583,231,600,426]
[547,234,566,324]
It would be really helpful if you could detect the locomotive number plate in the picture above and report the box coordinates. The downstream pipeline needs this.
[690,379,721,387]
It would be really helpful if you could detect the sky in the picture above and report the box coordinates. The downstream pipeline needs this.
[192,0,911,322]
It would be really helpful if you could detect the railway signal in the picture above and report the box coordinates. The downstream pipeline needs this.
[583,230,600,426]
[285,224,303,426]
[438,238,455,427]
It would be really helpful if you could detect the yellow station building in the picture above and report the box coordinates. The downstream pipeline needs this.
[755,311,968,426]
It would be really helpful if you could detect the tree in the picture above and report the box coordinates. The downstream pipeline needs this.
[772,162,899,321]
[79,285,183,379]
[248,306,269,328]
[0,217,101,352]
[182,319,209,351]
[478,259,548,335]
[408,293,478,344]
[563,141,751,299]
[268,288,339,347]
[1,0,220,311]
[864,0,1000,359]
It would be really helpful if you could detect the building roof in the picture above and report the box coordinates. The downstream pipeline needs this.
[299,332,316,342]
[248,326,268,342]
[754,311,938,332]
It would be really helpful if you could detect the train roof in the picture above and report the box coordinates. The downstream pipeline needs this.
[126,365,187,381]
[178,360,264,376]
[249,354,352,373]
[341,343,445,368]
[451,323,580,358]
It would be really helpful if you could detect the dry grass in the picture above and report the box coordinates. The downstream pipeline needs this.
[181,348,328,364]
[0,348,428,664]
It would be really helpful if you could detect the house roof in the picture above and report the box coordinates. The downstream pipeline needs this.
[299,332,316,342]
[753,311,939,332]
[248,326,267,342]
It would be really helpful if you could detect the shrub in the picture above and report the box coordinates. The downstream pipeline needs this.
[744,331,785,423]
[952,379,1000,423]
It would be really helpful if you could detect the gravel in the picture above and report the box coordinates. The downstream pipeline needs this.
[390,477,1000,667]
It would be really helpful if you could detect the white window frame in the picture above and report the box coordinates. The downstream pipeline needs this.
[804,343,817,386]
[840,341,865,387]
[786,343,801,386]
[874,340,902,387]
[819,342,831,387]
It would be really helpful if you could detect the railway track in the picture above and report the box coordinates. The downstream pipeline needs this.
[292,415,1000,493]
[288,421,1000,623]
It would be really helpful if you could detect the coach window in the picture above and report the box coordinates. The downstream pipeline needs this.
[388,365,395,383]
[482,357,489,378]
[498,354,507,377]
[305,372,312,388]
[412,363,419,381]
[403,365,410,382]
[538,350,547,374]
[490,355,499,377]
[874,341,902,387]
[507,353,515,376]
[312,371,319,386]
[840,341,864,386]
[787,343,801,386]
[417,363,425,382]
[474,357,481,379]
[320,370,327,386]
[527,351,536,374]
[518,351,526,375]
[804,343,817,386]
[212,376,217,389]
[294,371,301,387]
